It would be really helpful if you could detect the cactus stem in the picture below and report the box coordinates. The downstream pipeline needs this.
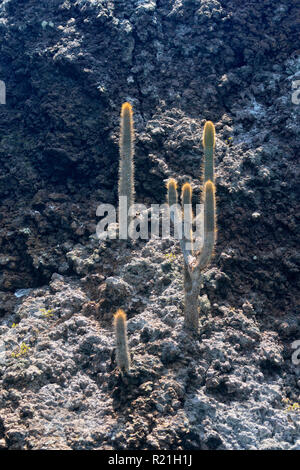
[114,309,131,373]
[118,102,135,238]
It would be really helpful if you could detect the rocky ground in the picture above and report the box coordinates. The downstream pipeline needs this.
[0,236,299,450]
[0,0,299,450]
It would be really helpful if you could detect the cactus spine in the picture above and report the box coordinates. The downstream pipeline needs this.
[167,121,216,333]
[118,102,135,238]
[114,309,131,373]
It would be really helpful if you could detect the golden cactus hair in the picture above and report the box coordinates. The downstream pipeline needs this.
[204,180,216,235]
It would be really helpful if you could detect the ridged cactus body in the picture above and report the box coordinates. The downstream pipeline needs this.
[203,121,215,183]
[114,309,131,373]
[118,102,135,237]
[181,182,193,257]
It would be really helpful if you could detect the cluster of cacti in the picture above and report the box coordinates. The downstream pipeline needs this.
[114,103,135,373]
[167,121,216,333]
[118,102,135,239]
[113,105,217,372]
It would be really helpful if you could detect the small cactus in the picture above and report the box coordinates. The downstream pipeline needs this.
[113,309,131,373]
[167,121,217,333]
[118,102,135,238]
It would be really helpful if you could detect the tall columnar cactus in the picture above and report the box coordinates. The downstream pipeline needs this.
[118,102,135,238]
[113,309,131,373]
[167,121,216,333]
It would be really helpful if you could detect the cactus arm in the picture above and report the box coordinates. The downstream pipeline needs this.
[202,121,215,183]
[114,309,131,373]
[195,120,216,271]
[195,180,216,272]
